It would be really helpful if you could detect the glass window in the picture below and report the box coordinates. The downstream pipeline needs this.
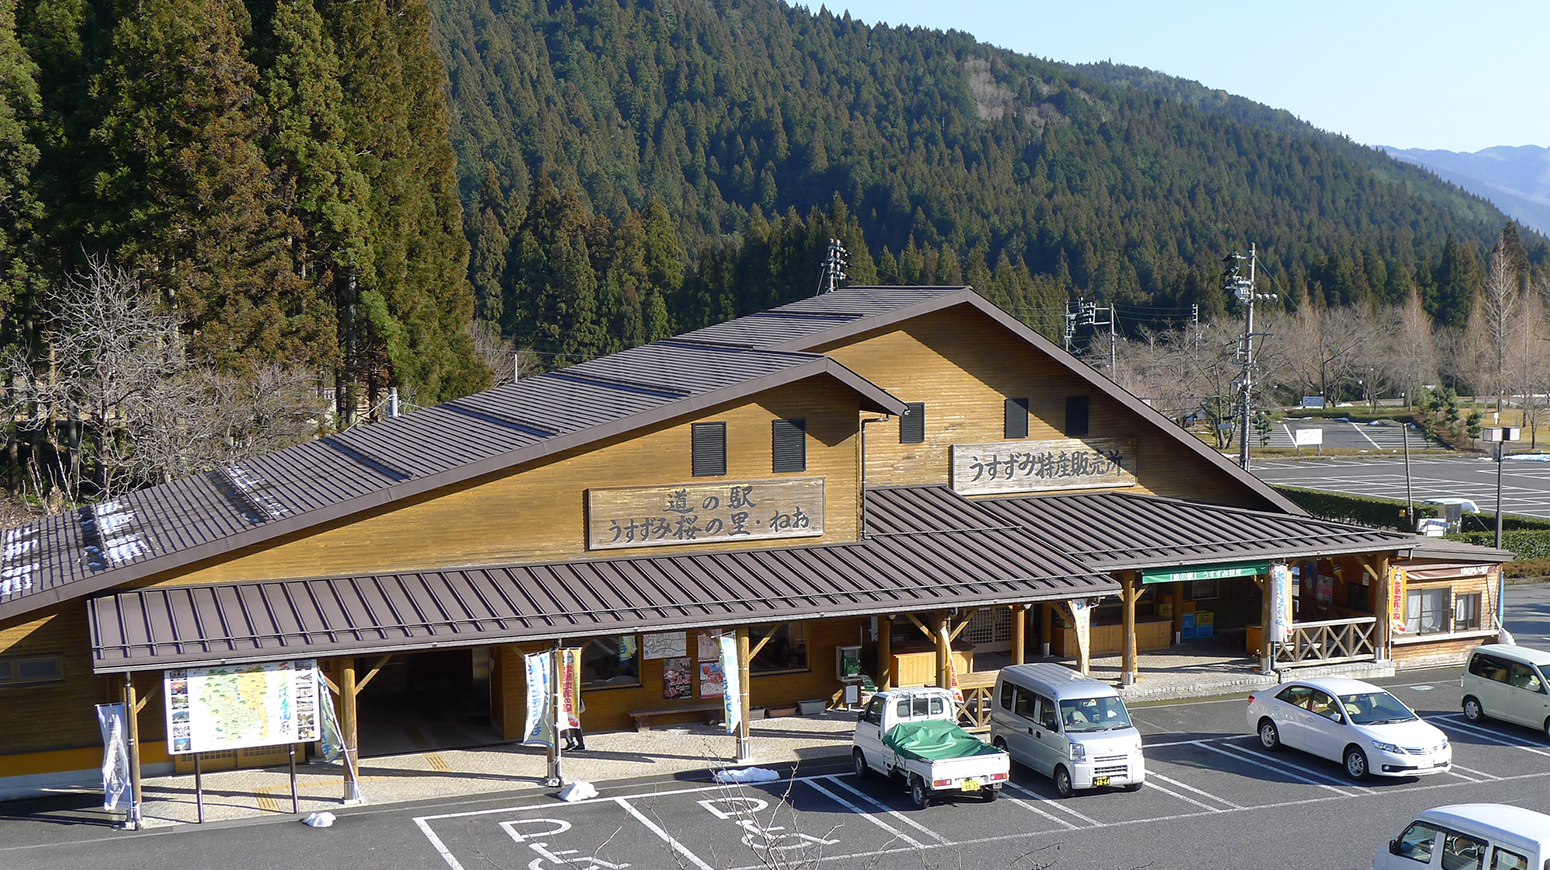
[1037,696,1058,731]
[1395,821,1441,865]
[1277,685,1313,708]
[1059,697,1133,733]
[1508,663,1544,693]
[895,698,911,720]
[1308,689,1342,721]
[749,624,806,673]
[863,696,885,725]
[1406,587,1448,634]
[0,656,62,687]
[580,636,640,689]
[1013,688,1035,719]
[1469,653,1510,683]
[1455,593,1482,631]
[1490,846,1529,870]
[1338,691,1417,725]
[1441,830,1485,870]
[1000,682,1015,711]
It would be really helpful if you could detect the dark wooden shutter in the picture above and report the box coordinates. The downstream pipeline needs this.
[771,419,806,473]
[1065,396,1089,437]
[692,422,726,476]
[1005,397,1029,439]
[900,402,925,444]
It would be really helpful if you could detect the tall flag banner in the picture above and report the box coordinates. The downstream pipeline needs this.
[523,651,554,746]
[316,673,343,763]
[718,633,741,733]
[96,703,130,812]
[939,623,964,704]
[1268,563,1293,643]
[1389,566,1409,635]
[558,648,583,730]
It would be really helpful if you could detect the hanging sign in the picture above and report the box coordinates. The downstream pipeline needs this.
[950,438,1137,495]
[939,623,964,704]
[522,651,554,747]
[1268,563,1293,643]
[1068,599,1092,665]
[1389,567,1409,635]
[1143,561,1269,585]
[96,703,130,812]
[163,659,320,755]
[587,478,825,550]
[719,634,741,733]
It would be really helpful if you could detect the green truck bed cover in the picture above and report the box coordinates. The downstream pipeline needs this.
[883,720,1001,762]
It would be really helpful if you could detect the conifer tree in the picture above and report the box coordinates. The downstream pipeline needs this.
[0,0,43,328]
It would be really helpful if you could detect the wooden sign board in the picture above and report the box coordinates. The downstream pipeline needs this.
[587,477,825,550]
[950,437,1137,495]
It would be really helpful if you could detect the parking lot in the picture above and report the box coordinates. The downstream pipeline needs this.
[1253,455,1550,521]
[415,676,1550,870]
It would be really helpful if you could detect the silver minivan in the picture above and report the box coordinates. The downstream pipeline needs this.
[989,663,1145,797]
[1461,644,1550,739]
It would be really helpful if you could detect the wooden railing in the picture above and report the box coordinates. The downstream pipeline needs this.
[955,671,999,733]
[1274,617,1378,666]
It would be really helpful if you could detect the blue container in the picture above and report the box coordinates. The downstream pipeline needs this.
[1181,613,1197,629]
[1180,626,1196,639]
[1195,624,1214,639]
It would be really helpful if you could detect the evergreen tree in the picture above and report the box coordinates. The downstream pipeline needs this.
[0,0,43,329]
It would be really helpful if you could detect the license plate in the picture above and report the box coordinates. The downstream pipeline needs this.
[1093,776,1111,787]
[960,779,980,792]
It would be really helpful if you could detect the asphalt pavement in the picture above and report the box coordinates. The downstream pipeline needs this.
[1252,454,1550,521]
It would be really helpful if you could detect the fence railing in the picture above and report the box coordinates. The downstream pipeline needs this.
[1275,616,1378,666]
[955,671,998,732]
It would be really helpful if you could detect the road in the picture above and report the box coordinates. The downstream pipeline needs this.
[1253,455,1550,521]
[4,590,1549,870]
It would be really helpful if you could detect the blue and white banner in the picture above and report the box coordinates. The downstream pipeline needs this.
[95,703,130,812]
[1268,563,1293,644]
[523,652,554,747]
[718,634,740,733]
[315,673,343,762]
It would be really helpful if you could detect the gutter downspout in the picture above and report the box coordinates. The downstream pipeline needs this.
[859,414,892,539]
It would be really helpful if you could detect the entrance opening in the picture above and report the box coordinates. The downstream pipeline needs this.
[356,648,501,757]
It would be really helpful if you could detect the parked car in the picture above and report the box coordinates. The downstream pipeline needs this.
[1246,676,1450,780]
[1371,803,1550,870]
[989,663,1145,797]
[852,687,1010,808]
[1461,644,1550,739]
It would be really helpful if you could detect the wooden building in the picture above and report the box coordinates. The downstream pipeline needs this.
[0,287,1510,800]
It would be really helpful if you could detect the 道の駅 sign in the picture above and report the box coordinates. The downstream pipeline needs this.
[163,659,320,755]
[587,478,825,550]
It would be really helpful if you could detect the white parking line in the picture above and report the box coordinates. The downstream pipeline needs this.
[1447,763,1501,781]
[1146,772,1244,810]
[817,775,951,845]
[616,797,716,870]
[799,777,926,849]
[414,817,469,870]
[1141,778,1226,813]
[1350,421,1382,449]
[1000,793,1082,830]
[1003,782,1101,826]
[1432,715,1550,757]
[1195,741,1356,796]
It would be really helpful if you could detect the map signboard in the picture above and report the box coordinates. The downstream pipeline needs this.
[163,659,320,755]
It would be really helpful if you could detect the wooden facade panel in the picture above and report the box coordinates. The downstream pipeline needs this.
[139,378,864,589]
[818,305,1269,507]
[0,604,113,758]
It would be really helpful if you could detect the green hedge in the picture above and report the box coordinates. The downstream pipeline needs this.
[1272,486,1429,529]
[1449,531,1550,560]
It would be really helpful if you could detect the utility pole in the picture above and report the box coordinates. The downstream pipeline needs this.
[1226,244,1274,471]
[817,238,848,295]
[1080,301,1117,381]
[1063,301,1079,353]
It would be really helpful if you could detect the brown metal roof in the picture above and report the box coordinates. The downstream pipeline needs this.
[683,286,1304,516]
[87,527,1116,672]
[2,348,904,622]
[866,485,1417,571]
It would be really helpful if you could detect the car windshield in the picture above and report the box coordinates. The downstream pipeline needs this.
[1059,696,1132,732]
[1337,690,1417,725]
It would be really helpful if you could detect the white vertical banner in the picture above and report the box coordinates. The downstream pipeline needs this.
[523,651,554,747]
[95,703,130,812]
[1268,563,1293,643]
[718,633,741,733]
[939,623,963,703]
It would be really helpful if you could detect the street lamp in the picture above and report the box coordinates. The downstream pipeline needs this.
[1482,426,1520,630]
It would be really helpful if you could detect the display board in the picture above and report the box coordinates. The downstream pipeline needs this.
[950,438,1137,495]
[586,478,824,550]
[163,659,320,755]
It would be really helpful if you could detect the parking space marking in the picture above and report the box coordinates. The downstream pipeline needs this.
[414,816,469,870]
[1447,764,1501,781]
[1195,742,1355,796]
[1003,783,1101,826]
[1001,793,1082,830]
[799,777,926,848]
[615,797,716,870]
[817,776,951,845]
[1140,778,1224,812]
[1145,772,1243,810]
[1432,715,1550,757]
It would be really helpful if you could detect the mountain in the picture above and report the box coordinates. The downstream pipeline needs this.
[1384,145,1550,238]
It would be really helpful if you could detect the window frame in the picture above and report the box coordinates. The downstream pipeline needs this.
[748,624,807,675]
[1454,592,1482,631]
[579,635,643,691]
[1405,586,1449,635]
[1065,395,1090,437]
[770,418,806,474]
[1004,397,1030,439]
[0,655,63,688]
[900,402,926,444]
[691,422,727,477]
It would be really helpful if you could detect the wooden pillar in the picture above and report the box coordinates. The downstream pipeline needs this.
[1011,605,1026,665]
[1121,572,1139,684]
[1039,603,1053,657]
[1374,554,1392,661]
[933,611,949,689]
[123,673,142,824]
[341,657,359,802]
[736,627,751,761]
[879,617,893,690]
[1170,583,1185,641]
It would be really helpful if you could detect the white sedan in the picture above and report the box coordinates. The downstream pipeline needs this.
[1246,677,1450,780]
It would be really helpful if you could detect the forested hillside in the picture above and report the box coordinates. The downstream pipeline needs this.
[430,0,1544,362]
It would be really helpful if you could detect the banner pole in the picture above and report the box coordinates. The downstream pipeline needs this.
[195,754,204,824]
[548,641,563,787]
[290,746,299,813]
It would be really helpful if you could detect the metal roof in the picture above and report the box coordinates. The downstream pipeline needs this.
[2,346,905,621]
[681,286,1303,516]
[88,526,1116,672]
[865,485,1417,571]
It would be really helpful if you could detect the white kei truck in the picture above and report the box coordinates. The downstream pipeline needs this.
[851,687,1011,808]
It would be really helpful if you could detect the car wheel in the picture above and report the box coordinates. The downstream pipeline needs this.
[1053,766,1074,798]
[853,749,869,779]
[1258,718,1281,751]
[1463,696,1484,722]
[909,775,930,809]
[1544,717,1550,742]
[1123,781,1144,792]
[1344,745,1369,781]
[981,785,999,803]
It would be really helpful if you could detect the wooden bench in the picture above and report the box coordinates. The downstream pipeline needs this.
[627,702,724,732]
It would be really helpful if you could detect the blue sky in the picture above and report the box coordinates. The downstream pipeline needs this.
[820,1,1548,153]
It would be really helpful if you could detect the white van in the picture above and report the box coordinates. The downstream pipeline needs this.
[1371,804,1550,870]
[989,663,1145,797]
[1461,644,1550,739]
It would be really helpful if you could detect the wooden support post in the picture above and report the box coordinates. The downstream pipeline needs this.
[1121,572,1139,685]
[1170,583,1185,642]
[933,612,949,689]
[1039,603,1053,657]
[123,673,142,828]
[879,617,893,690]
[1374,553,1393,662]
[1011,606,1026,665]
[341,657,360,802]
[736,627,751,761]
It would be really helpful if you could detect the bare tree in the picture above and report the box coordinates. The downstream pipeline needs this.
[1460,245,1522,418]
[1511,279,1550,448]
[1386,290,1439,406]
